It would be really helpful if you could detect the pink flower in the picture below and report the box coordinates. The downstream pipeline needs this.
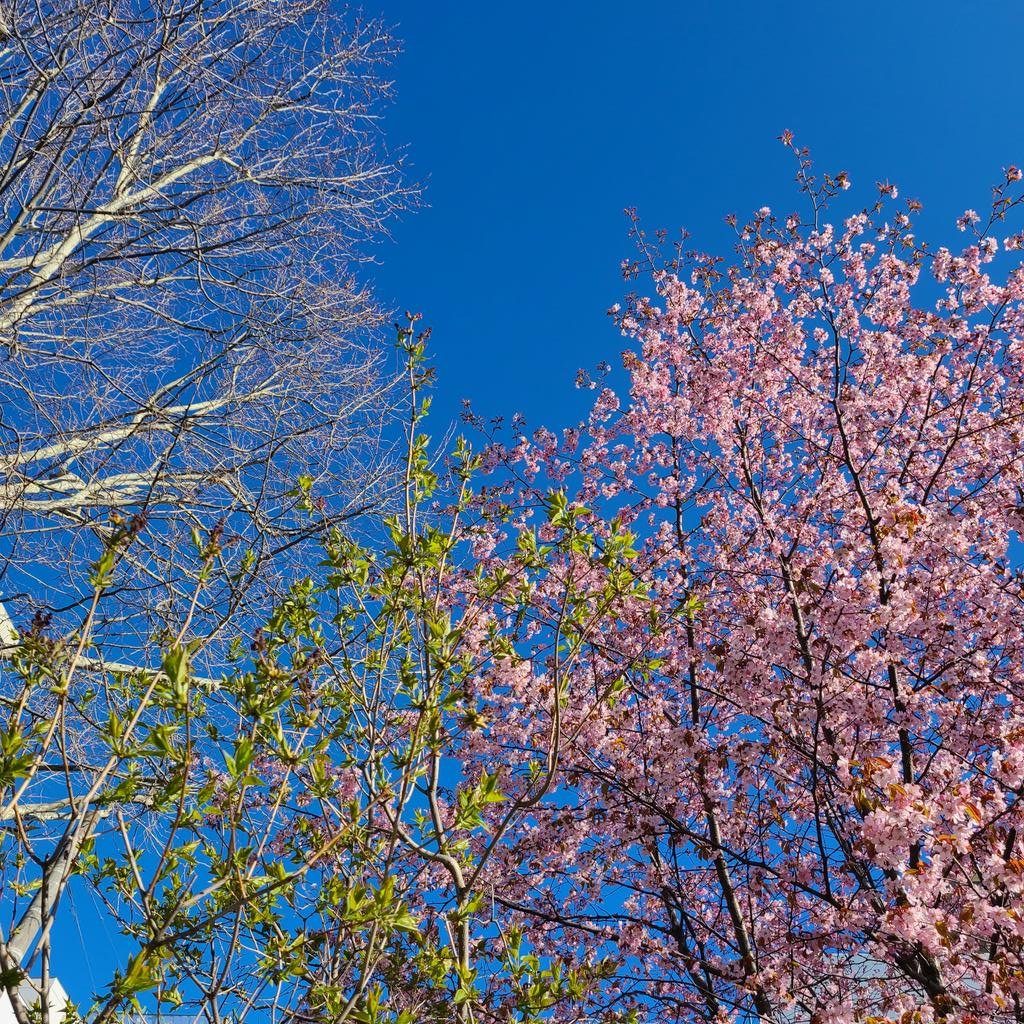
[957,208,981,231]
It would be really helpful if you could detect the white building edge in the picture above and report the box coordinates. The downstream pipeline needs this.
[0,979,71,1024]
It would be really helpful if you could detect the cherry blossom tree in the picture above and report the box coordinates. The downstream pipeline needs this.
[446,147,1024,1023]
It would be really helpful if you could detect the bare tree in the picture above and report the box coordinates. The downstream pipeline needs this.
[0,4,410,1016]
[0,0,408,653]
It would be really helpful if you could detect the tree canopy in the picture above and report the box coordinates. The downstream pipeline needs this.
[5,130,1024,1024]
[0,0,408,653]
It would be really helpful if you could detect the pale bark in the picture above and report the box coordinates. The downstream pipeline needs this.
[0,0,408,641]
[0,1,408,1012]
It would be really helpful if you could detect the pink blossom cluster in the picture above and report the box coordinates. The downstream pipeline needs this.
[453,167,1024,1022]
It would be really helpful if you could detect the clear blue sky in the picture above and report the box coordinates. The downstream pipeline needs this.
[372,0,1024,434]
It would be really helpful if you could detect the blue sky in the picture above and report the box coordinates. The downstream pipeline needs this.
[372,0,1024,435]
